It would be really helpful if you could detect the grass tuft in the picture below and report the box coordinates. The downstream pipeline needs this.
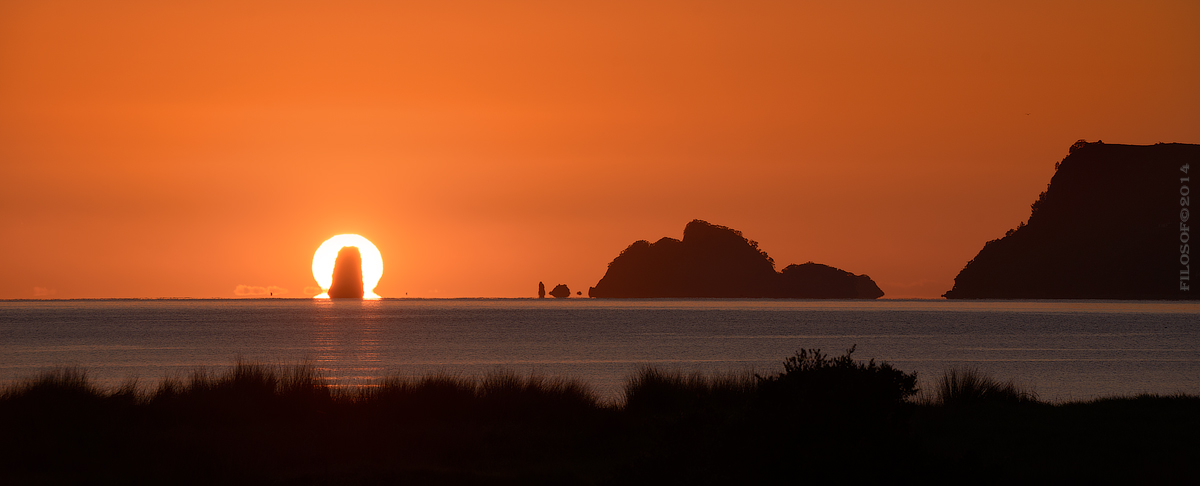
[936,367,1038,406]
[479,370,600,419]
[1,366,101,403]
[363,372,478,419]
[623,367,757,416]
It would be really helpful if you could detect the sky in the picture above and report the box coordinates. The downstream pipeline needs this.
[2,0,1198,299]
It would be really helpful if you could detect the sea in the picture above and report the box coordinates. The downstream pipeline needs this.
[1,299,1198,402]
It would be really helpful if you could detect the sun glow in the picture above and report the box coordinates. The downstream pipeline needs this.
[312,234,383,299]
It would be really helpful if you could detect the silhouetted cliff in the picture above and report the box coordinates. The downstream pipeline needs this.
[944,141,1199,299]
[328,246,365,299]
[589,220,884,298]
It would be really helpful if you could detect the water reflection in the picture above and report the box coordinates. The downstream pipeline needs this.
[311,299,386,388]
[2,299,1196,401]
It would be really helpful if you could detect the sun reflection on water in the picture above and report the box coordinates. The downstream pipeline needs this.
[311,299,386,387]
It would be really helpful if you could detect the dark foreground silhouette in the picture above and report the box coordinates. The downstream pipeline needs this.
[945,141,1200,299]
[3,355,1196,485]
[589,220,884,298]
[327,246,365,298]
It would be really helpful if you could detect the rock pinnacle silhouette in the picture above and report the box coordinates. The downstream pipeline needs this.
[327,246,365,298]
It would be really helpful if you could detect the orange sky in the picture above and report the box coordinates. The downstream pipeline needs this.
[2,0,1198,299]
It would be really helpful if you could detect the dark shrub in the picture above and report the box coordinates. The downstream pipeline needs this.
[756,345,918,429]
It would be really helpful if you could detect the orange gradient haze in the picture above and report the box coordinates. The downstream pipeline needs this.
[2,1,1198,299]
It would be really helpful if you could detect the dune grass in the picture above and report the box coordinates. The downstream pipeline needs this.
[935,367,1038,406]
[623,367,758,417]
[1,365,98,401]
[1,355,1197,484]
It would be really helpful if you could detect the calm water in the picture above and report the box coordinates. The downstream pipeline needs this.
[1,299,1198,402]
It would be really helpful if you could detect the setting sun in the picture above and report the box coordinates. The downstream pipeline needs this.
[1,1,1197,481]
[312,234,383,299]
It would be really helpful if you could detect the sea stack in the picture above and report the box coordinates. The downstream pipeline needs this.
[944,141,1200,299]
[549,284,571,299]
[327,246,365,298]
[589,220,884,298]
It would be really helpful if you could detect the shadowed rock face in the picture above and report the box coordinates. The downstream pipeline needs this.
[328,246,365,299]
[779,262,884,299]
[589,220,884,298]
[944,142,1200,299]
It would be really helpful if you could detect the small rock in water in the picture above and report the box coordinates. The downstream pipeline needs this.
[549,284,570,299]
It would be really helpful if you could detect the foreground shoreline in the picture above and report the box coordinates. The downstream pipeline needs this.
[3,355,1197,485]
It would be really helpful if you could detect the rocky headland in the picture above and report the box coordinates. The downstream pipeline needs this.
[944,141,1198,299]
